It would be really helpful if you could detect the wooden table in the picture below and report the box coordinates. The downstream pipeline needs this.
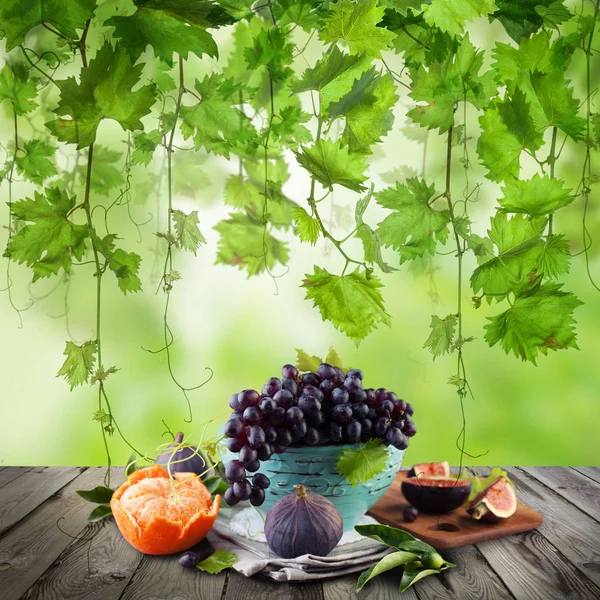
[0,466,599,600]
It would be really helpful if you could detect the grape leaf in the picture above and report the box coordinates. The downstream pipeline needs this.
[484,282,582,364]
[471,213,547,299]
[319,0,396,58]
[15,140,57,184]
[423,314,457,359]
[214,213,289,276]
[293,206,320,245]
[218,0,255,20]
[244,27,294,82]
[296,349,323,372]
[498,174,575,217]
[274,0,323,30]
[172,209,206,254]
[197,549,237,574]
[376,177,450,263]
[477,89,544,182]
[5,187,89,281]
[329,69,398,154]
[105,0,228,65]
[180,74,256,157]
[0,63,38,115]
[132,130,163,166]
[408,34,498,133]
[491,0,560,42]
[94,234,142,294]
[336,438,389,486]
[294,140,368,192]
[303,266,390,343]
[270,106,313,148]
[0,0,96,50]
[325,347,344,368]
[57,341,97,390]
[46,43,156,148]
[536,234,571,279]
[535,1,572,30]
[422,0,497,37]
[76,146,124,195]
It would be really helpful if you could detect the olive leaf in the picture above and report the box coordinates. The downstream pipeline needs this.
[88,504,113,522]
[357,551,418,591]
[76,486,114,504]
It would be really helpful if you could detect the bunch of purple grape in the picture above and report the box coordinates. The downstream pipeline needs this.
[222,363,417,507]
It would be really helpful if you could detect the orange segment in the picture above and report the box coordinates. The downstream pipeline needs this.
[111,465,220,555]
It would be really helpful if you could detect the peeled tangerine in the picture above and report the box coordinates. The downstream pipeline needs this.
[467,476,517,523]
[111,465,220,555]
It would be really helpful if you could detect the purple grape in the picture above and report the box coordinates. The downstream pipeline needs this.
[226,437,242,452]
[301,372,321,387]
[260,398,277,414]
[257,443,274,461]
[374,416,391,436]
[403,506,419,522]
[394,399,407,416]
[317,363,337,380]
[298,394,321,416]
[270,406,286,426]
[247,425,266,448]
[405,402,414,416]
[249,486,265,506]
[229,393,241,412]
[179,551,201,569]
[403,422,417,437]
[262,377,282,397]
[224,486,239,506]
[240,445,257,465]
[286,406,304,424]
[253,473,270,489]
[233,479,252,501]
[367,407,377,420]
[360,418,373,440]
[306,410,324,427]
[318,429,330,445]
[273,389,294,409]
[238,389,260,410]
[290,420,307,441]
[264,425,277,443]
[332,403,353,424]
[243,405,262,425]
[378,400,395,415]
[345,420,362,443]
[276,427,293,447]
[321,401,333,418]
[328,421,343,442]
[334,367,345,381]
[303,384,324,401]
[383,391,397,402]
[304,427,320,445]
[350,389,366,404]
[393,418,405,430]
[225,460,246,483]
[332,387,349,405]
[344,376,362,394]
[282,364,299,380]
[281,377,298,396]
[365,388,377,407]
[245,459,260,472]
[352,402,369,419]
[319,379,335,399]
[375,388,387,403]
[224,416,244,438]
[386,427,404,447]
[347,368,363,380]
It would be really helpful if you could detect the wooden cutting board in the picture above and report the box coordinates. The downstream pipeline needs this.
[367,471,543,549]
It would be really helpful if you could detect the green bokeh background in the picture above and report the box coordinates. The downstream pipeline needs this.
[1,17,599,467]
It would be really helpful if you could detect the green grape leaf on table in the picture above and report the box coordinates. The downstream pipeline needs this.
[485,282,582,364]
[293,206,320,246]
[244,27,294,82]
[498,174,575,217]
[376,177,450,264]
[105,0,231,65]
[196,549,237,574]
[408,34,497,133]
[4,187,89,281]
[214,212,289,277]
[180,74,256,157]
[0,0,96,50]
[336,438,389,486]
[57,340,97,390]
[46,43,156,149]
[294,139,368,193]
[327,69,398,154]
[15,140,57,185]
[423,314,457,359]
[172,209,206,255]
[0,63,38,115]
[421,0,497,37]
[477,89,544,182]
[319,0,396,58]
[93,234,142,294]
[303,266,390,343]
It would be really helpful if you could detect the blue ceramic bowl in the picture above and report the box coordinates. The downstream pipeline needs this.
[223,443,405,531]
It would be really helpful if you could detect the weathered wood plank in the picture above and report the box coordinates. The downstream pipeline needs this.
[223,570,324,600]
[476,529,600,600]
[0,467,121,600]
[0,467,84,537]
[0,467,32,490]
[118,539,226,600]
[409,544,515,600]
[322,571,417,600]
[504,468,600,588]
[521,467,600,523]
[571,467,600,486]
[21,518,143,600]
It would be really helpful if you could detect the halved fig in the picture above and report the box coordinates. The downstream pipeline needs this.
[401,476,471,514]
[407,461,450,478]
[467,476,517,523]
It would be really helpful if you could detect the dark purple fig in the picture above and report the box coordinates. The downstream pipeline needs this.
[401,476,471,514]
[265,484,343,558]
[156,432,210,479]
